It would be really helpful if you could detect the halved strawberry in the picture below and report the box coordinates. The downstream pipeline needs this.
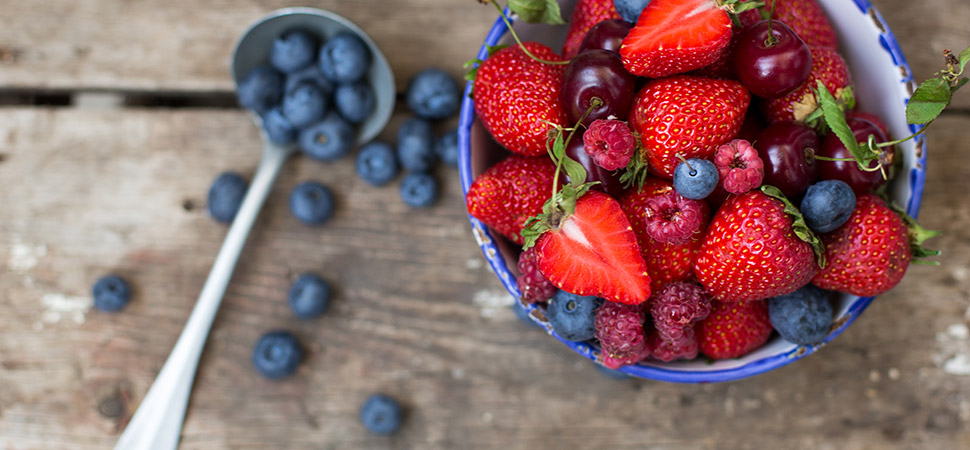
[619,0,733,78]
[533,191,652,305]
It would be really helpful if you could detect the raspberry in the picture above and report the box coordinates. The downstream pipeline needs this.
[641,189,705,245]
[594,301,650,369]
[648,328,699,362]
[582,119,637,171]
[713,139,764,194]
[650,282,711,342]
[516,247,557,303]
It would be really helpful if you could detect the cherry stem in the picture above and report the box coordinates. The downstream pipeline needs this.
[491,1,570,66]
[550,97,603,200]
[764,0,778,47]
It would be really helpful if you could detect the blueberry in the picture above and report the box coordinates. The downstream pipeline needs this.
[207,172,248,223]
[545,291,601,342]
[270,29,317,74]
[359,394,403,435]
[289,181,335,225]
[614,0,652,23]
[318,31,370,84]
[92,275,132,312]
[334,82,376,124]
[399,173,438,208]
[252,330,302,379]
[768,285,834,345]
[801,180,856,233]
[299,113,355,161]
[288,273,331,319]
[356,141,399,186]
[237,66,284,114]
[285,65,333,97]
[434,128,460,168]
[397,118,436,172]
[262,107,298,145]
[673,158,719,200]
[405,68,460,120]
[282,83,328,129]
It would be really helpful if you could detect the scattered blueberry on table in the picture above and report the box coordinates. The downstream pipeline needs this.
[399,173,438,208]
[356,141,400,186]
[397,117,436,173]
[289,181,336,226]
[406,68,460,120]
[252,330,303,380]
[360,394,403,435]
[434,128,460,168]
[207,171,248,224]
[288,273,332,319]
[92,275,132,312]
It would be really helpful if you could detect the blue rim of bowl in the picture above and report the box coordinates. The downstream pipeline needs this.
[458,2,926,383]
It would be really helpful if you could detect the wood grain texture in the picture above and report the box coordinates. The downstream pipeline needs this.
[0,0,969,449]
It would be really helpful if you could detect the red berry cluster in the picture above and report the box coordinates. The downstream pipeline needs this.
[466,0,936,369]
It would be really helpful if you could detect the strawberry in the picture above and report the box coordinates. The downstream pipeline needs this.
[763,46,852,124]
[619,0,733,78]
[531,190,652,305]
[466,155,559,245]
[629,75,750,179]
[472,42,567,157]
[698,299,773,359]
[562,0,622,59]
[740,0,838,50]
[620,178,708,291]
[695,187,820,303]
[811,194,937,297]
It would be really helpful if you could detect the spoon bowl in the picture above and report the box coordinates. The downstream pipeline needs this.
[231,6,395,145]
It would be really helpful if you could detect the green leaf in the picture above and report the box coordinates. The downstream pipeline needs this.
[463,58,482,82]
[952,77,969,95]
[761,185,826,268]
[507,0,565,25]
[817,82,874,169]
[906,77,951,125]
[892,204,941,262]
[958,44,970,75]
[562,156,587,188]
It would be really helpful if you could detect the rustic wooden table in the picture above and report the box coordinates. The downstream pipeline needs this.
[1,1,969,449]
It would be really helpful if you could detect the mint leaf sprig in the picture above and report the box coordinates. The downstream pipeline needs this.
[817,45,970,179]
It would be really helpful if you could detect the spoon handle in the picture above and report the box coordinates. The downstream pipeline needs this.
[115,142,293,450]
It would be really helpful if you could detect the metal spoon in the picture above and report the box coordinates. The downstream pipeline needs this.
[114,8,393,449]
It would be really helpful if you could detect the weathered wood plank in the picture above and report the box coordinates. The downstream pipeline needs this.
[1,0,967,106]
[1,109,969,449]
[0,0,498,94]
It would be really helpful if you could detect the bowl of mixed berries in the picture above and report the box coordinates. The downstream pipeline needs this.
[459,0,953,382]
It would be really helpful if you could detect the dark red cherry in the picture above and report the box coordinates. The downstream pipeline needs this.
[560,50,637,127]
[755,122,819,198]
[565,135,626,198]
[578,19,634,54]
[733,20,812,99]
[816,117,893,195]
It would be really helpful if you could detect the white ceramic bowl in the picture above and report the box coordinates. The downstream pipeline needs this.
[458,0,926,383]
